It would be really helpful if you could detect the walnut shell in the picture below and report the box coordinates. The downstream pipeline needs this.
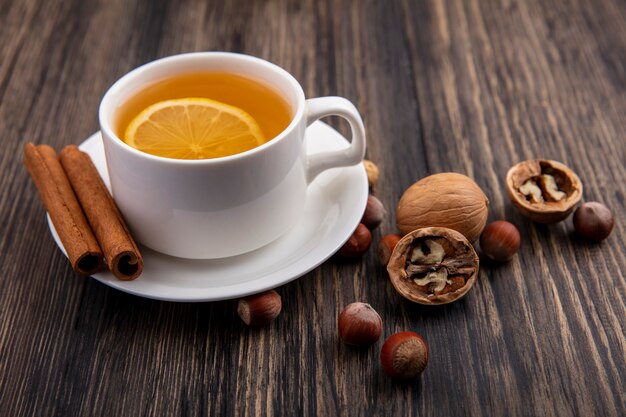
[396,173,489,242]
[505,159,582,223]
[387,227,479,305]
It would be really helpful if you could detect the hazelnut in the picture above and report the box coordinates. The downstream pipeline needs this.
[573,202,614,241]
[506,159,582,223]
[479,221,521,262]
[237,290,282,326]
[396,173,489,242]
[361,195,386,230]
[337,223,372,258]
[378,234,402,266]
[338,302,383,346]
[380,332,428,380]
[387,227,479,305]
[363,159,379,189]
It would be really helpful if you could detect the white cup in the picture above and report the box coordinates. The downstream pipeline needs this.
[99,52,366,259]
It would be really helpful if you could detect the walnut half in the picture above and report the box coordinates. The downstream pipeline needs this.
[387,227,479,305]
[506,159,582,223]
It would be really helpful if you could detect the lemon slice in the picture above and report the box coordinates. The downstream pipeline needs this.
[124,98,266,159]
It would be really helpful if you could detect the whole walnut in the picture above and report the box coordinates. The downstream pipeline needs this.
[396,173,489,243]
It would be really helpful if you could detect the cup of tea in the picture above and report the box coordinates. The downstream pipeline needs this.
[99,52,366,259]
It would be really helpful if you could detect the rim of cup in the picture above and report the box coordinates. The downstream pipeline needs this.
[98,52,306,165]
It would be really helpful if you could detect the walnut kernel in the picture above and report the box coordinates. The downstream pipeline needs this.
[519,179,543,203]
[539,174,566,201]
[363,160,379,189]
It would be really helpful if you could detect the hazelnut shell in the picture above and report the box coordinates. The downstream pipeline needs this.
[573,202,614,241]
[396,173,489,242]
[380,332,429,379]
[387,227,479,305]
[505,159,582,223]
[378,234,402,266]
[237,290,282,326]
[479,220,521,262]
[337,223,372,258]
[361,195,386,230]
[338,302,383,346]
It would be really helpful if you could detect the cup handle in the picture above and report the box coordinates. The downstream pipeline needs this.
[305,97,366,183]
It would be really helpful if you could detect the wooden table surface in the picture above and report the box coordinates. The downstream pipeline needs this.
[1,0,624,416]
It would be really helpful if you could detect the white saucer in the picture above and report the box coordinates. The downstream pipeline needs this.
[47,121,368,302]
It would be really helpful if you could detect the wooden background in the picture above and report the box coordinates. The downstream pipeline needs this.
[1,0,624,415]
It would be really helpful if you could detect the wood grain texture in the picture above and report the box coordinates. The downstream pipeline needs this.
[1,0,624,416]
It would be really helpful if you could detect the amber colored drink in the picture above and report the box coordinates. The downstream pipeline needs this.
[114,71,293,155]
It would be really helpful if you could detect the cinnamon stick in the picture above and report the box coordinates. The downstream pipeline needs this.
[23,143,103,276]
[60,145,143,281]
